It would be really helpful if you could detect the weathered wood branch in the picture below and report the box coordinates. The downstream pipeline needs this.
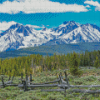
[23,80,27,91]
[0,81,13,86]
[11,76,14,81]
[59,85,100,88]
[0,84,18,86]
[5,81,13,84]
[64,71,70,86]
[42,89,100,93]
[41,89,65,92]
[61,79,67,84]
[70,89,100,93]
[18,84,58,88]
[1,77,5,88]
[5,84,18,86]
[18,83,100,88]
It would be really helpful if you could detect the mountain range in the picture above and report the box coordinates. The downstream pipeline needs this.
[1,42,100,58]
[0,21,100,52]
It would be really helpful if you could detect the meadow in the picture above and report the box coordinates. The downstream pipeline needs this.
[0,67,100,100]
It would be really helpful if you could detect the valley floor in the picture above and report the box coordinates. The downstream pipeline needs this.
[0,67,100,100]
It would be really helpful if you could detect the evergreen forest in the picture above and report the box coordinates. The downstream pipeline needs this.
[0,50,100,78]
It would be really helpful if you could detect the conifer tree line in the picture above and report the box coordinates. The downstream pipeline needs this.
[0,50,100,77]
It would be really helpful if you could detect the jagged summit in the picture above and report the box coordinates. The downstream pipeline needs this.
[9,23,20,29]
[53,21,79,34]
[63,21,75,24]
[42,27,47,31]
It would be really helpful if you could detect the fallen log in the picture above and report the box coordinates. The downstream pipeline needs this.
[18,84,58,88]
[0,84,18,86]
[6,84,18,86]
[61,79,67,84]
[70,89,100,93]
[0,81,13,85]
[5,81,13,84]
[59,85,100,88]
[41,89,65,92]
[18,84,23,87]
[18,84,100,88]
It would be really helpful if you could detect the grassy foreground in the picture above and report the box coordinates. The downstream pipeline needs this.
[0,67,100,100]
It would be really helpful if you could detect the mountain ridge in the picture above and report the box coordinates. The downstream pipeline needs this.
[0,21,100,52]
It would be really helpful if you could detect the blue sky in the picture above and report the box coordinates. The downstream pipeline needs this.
[0,0,100,30]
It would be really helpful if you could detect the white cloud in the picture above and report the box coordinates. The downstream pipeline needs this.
[0,30,2,33]
[0,21,16,31]
[0,21,43,32]
[16,0,25,2]
[0,0,88,14]
[84,0,100,11]
[86,5,90,8]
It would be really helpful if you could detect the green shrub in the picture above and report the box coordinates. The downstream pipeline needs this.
[69,52,83,76]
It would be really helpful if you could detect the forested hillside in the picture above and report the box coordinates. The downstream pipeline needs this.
[1,42,100,58]
[0,50,100,78]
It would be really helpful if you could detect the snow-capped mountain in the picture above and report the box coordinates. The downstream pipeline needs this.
[44,21,100,45]
[0,21,100,52]
[0,23,57,52]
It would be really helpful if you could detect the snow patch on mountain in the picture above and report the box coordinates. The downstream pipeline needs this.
[0,21,100,52]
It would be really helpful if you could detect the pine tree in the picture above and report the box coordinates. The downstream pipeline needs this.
[0,59,2,74]
[94,56,100,68]
[69,52,82,76]
[80,53,84,67]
